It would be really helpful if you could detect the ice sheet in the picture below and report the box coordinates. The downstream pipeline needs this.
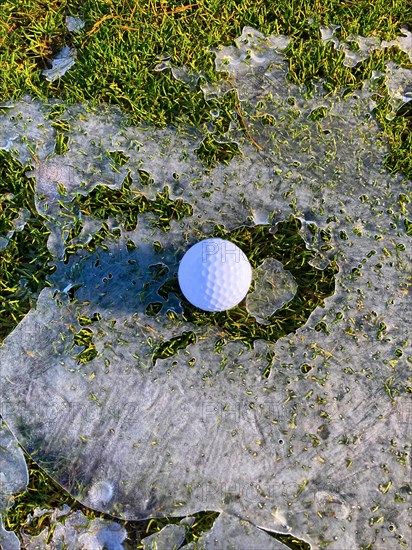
[0,26,411,550]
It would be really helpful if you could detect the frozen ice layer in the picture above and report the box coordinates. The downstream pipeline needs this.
[66,16,85,33]
[21,509,127,550]
[320,25,412,66]
[0,26,411,550]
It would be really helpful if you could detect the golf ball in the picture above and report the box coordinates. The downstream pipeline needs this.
[178,238,252,312]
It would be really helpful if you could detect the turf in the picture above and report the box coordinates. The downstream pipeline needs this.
[0,0,411,547]
[0,0,411,126]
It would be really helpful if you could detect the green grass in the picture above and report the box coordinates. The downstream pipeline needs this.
[0,152,54,340]
[0,0,411,125]
[1,0,411,547]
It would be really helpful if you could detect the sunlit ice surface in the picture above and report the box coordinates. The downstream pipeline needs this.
[0,27,411,549]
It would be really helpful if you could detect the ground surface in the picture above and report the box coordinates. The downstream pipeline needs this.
[0,1,411,548]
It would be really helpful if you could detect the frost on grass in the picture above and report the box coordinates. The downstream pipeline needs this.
[0,27,411,550]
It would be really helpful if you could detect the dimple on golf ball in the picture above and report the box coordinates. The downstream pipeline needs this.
[178,238,252,312]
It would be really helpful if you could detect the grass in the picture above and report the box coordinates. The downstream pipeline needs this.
[152,219,338,363]
[0,0,411,547]
[0,1,411,126]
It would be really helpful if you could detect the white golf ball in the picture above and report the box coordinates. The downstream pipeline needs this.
[178,238,252,312]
